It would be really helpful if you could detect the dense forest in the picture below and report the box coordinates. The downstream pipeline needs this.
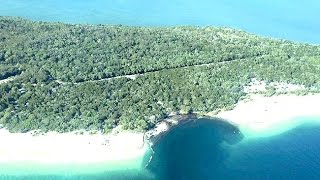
[0,17,320,133]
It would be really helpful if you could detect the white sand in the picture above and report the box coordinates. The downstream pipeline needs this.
[0,130,146,164]
[215,94,320,137]
[1,92,320,164]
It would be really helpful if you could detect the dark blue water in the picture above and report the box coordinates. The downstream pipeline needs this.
[147,118,320,180]
[2,118,320,179]
[0,0,319,44]
[224,124,320,180]
[1,1,320,178]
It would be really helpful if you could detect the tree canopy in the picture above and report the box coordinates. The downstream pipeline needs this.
[0,17,320,133]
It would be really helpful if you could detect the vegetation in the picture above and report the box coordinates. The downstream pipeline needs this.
[1,17,320,133]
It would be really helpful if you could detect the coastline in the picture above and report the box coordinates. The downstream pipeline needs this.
[214,93,320,137]
[1,93,320,172]
[0,129,147,166]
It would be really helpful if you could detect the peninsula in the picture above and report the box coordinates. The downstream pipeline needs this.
[0,17,320,165]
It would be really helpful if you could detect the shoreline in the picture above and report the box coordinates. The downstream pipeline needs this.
[1,93,320,169]
[0,129,147,165]
[214,93,320,137]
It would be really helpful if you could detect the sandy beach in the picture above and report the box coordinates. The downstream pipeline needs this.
[0,129,146,164]
[1,93,320,164]
[215,94,320,136]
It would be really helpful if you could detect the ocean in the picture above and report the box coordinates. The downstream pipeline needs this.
[147,118,320,180]
[0,0,319,44]
[2,117,320,179]
[1,0,320,179]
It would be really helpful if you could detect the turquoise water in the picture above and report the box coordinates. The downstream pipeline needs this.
[1,1,320,179]
[2,117,320,179]
[0,0,319,44]
[147,118,320,180]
